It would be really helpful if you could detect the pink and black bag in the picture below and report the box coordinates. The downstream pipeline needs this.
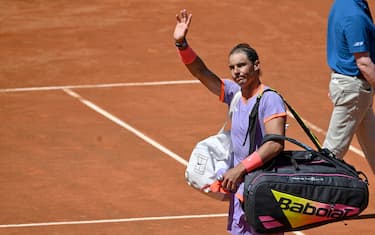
[243,135,369,233]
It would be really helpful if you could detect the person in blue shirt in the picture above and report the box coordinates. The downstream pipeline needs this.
[325,0,375,172]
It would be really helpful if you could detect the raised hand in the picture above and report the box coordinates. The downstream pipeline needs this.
[173,9,192,42]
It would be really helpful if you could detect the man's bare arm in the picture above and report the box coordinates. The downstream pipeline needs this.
[354,52,375,87]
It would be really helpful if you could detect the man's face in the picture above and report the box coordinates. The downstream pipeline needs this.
[229,52,259,86]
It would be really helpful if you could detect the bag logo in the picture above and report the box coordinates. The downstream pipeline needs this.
[194,154,208,175]
[271,189,360,228]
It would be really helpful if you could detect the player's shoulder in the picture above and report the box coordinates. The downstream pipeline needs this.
[223,79,240,94]
[259,87,284,105]
[261,87,281,99]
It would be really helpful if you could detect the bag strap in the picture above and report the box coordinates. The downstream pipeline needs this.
[280,93,322,151]
[262,134,368,180]
[347,213,375,221]
[262,134,313,151]
[218,90,242,134]
[245,88,322,153]
[243,89,274,154]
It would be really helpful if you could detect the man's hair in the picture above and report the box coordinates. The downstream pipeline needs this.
[229,43,259,63]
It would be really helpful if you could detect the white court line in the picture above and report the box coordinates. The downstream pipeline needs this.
[0,80,364,158]
[62,88,188,166]
[0,214,227,228]
[0,80,199,93]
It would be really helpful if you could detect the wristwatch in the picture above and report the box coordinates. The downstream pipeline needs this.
[175,38,188,50]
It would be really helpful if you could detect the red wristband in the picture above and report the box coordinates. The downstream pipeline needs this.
[241,151,263,172]
[178,46,197,64]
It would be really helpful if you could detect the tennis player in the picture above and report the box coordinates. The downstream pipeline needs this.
[173,9,287,235]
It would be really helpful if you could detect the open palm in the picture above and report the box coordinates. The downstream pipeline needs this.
[173,9,192,42]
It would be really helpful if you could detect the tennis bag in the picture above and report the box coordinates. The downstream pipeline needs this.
[243,134,369,233]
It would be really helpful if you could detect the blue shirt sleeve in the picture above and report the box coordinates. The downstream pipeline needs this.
[344,15,370,53]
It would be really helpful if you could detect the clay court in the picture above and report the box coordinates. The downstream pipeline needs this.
[0,0,374,234]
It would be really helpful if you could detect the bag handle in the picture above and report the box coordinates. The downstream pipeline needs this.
[262,134,313,151]
[262,134,368,179]
[262,134,330,171]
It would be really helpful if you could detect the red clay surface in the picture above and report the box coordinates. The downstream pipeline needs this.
[0,1,374,234]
